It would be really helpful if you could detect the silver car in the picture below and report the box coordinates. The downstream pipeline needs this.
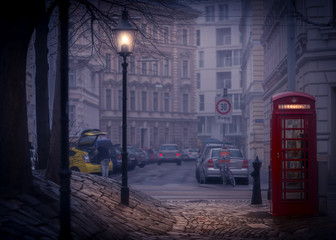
[196,143,222,182]
[199,148,249,184]
[158,144,181,165]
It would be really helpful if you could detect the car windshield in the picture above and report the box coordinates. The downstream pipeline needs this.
[161,145,178,150]
[230,149,243,158]
[211,149,221,158]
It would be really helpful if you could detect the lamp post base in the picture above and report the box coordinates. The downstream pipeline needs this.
[121,186,129,206]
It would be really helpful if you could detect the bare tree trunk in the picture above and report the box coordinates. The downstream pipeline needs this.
[35,0,51,170]
[45,33,62,184]
[0,1,43,192]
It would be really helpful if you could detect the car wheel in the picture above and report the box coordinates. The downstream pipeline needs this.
[196,169,200,183]
[176,160,181,166]
[139,163,145,168]
[200,170,207,184]
[157,161,162,165]
[70,167,80,172]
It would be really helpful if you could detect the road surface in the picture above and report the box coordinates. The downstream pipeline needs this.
[110,160,269,201]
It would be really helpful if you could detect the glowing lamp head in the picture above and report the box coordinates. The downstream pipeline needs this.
[112,9,137,55]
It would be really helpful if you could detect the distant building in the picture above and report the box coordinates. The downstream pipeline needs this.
[190,0,244,148]
[262,0,336,183]
[68,2,198,149]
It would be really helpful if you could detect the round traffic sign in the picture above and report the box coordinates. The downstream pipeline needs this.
[216,98,231,115]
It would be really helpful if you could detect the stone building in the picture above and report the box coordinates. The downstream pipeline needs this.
[190,0,244,148]
[68,3,198,150]
[262,0,336,183]
[240,0,265,162]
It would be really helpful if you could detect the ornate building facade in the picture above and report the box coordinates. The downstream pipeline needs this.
[262,0,336,183]
[68,3,198,149]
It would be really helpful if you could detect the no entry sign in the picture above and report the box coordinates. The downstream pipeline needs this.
[215,96,232,123]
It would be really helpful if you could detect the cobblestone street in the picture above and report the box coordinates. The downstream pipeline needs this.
[1,171,335,239]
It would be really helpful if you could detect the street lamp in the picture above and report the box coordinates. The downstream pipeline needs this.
[112,9,137,206]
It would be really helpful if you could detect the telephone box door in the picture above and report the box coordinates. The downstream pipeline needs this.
[270,92,317,216]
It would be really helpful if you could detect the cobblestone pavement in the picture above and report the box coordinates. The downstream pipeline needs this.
[1,171,335,239]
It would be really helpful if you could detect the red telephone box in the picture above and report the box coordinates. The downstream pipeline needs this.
[270,92,317,216]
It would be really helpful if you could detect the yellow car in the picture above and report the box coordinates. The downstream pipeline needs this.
[69,129,114,174]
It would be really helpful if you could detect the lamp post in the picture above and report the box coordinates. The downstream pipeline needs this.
[112,9,137,206]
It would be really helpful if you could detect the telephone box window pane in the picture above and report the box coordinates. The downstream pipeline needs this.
[285,130,304,138]
[286,161,304,169]
[286,150,304,159]
[283,192,304,200]
[285,119,304,128]
[285,140,304,149]
[286,171,304,180]
[283,182,305,190]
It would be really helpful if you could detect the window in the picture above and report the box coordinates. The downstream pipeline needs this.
[131,127,135,145]
[196,30,200,46]
[205,6,215,22]
[141,24,146,41]
[153,92,158,111]
[153,62,158,76]
[184,128,188,146]
[69,105,76,123]
[198,116,205,133]
[164,27,169,44]
[199,94,204,111]
[154,127,158,145]
[182,29,188,45]
[164,59,169,76]
[206,116,213,133]
[164,92,169,112]
[226,116,242,134]
[130,56,135,74]
[165,128,169,143]
[142,91,147,111]
[106,89,111,110]
[216,72,231,89]
[118,90,122,111]
[130,90,135,111]
[106,53,111,72]
[233,94,242,110]
[216,28,231,45]
[197,73,201,89]
[182,60,188,78]
[219,5,229,20]
[142,61,147,75]
[233,50,241,65]
[199,51,204,68]
[216,50,232,67]
[153,25,157,41]
[69,69,76,87]
[183,94,188,112]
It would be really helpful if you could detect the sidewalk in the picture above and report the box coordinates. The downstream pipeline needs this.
[0,171,335,239]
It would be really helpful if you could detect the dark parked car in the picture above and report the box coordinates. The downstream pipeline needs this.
[114,145,137,170]
[128,146,147,168]
[142,148,158,163]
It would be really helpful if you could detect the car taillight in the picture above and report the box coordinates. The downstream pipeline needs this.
[242,159,248,168]
[83,153,90,163]
[207,159,214,168]
[176,153,180,156]
[159,153,163,157]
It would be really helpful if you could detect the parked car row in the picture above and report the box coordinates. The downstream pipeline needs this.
[69,129,164,175]
[196,143,249,185]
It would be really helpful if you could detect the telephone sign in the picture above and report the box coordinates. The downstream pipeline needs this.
[215,96,232,123]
